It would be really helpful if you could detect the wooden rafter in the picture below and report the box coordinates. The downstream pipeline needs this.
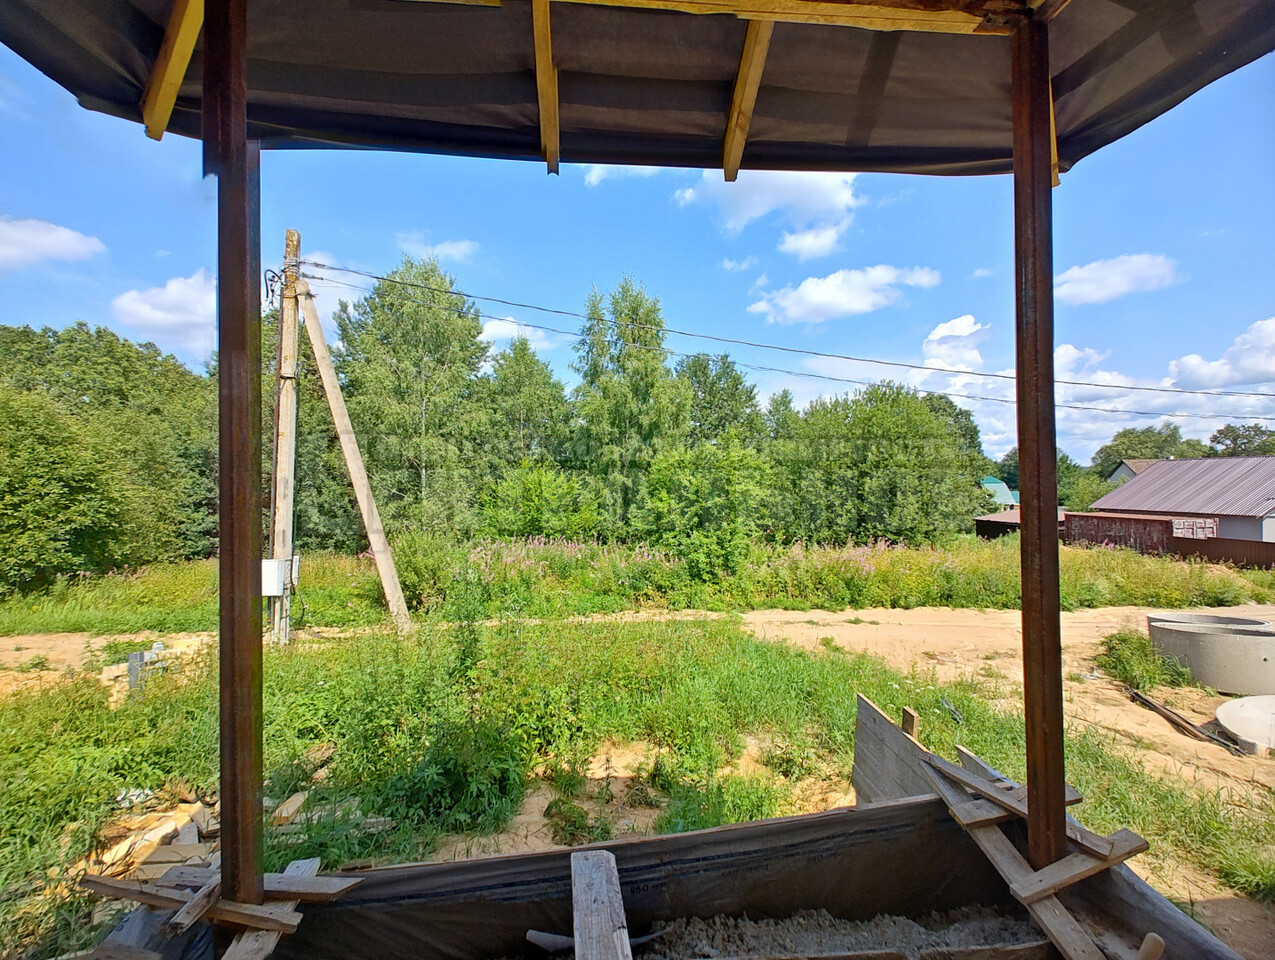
[532,0,560,174]
[410,0,1030,35]
[141,0,204,140]
[723,20,773,181]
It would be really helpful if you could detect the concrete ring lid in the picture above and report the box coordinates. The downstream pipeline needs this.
[1216,696,1275,751]
[1146,613,1273,630]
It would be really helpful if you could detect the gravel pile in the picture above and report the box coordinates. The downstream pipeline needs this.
[636,906,1041,959]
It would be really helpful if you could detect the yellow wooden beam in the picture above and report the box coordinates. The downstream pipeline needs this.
[723,20,773,181]
[141,0,204,141]
[532,0,560,174]
[408,0,1024,35]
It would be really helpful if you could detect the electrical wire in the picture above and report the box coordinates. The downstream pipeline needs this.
[298,270,1275,425]
[298,259,1275,402]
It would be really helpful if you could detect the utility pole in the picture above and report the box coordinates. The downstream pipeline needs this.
[268,229,301,643]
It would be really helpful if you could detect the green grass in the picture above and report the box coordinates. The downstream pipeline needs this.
[1095,630,1196,691]
[8,536,1269,639]
[4,615,1274,956]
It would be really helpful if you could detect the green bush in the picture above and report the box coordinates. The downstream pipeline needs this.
[484,463,600,540]
[1095,630,1195,691]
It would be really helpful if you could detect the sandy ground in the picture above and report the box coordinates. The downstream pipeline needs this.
[742,604,1275,959]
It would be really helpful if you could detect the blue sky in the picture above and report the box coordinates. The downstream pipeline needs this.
[1,41,1271,461]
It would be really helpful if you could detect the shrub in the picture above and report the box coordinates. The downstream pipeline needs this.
[1095,630,1194,691]
[484,463,600,540]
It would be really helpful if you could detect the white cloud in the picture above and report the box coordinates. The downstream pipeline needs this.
[583,164,662,187]
[480,317,566,352]
[922,314,986,372]
[396,231,479,263]
[110,269,216,359]
[971,267,993,279]
[674,171,864,234]
[778,221,846,261]
[0,216,105,270]
[749,272,770,294]
[721,256,757,272]
[1054,253,1179,305]
[1170,317,1275,389]
[747,265,940,325]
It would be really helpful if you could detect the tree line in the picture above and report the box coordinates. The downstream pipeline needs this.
[3,256,1271,591]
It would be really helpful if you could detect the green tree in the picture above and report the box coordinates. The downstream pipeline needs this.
[676,353,761,446]
[922,393,996,478]
[484,463,600,540]
[1209,423,1275,457]
[997,447,1019,490]
[333,257,490,535]
[1090,423,1205,478]
[1062,471,1117,511]
[633,440,766,580]
[486,336,571,467]
[570,279,690,533]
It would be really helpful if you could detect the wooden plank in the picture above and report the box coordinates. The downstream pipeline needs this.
[900,707,919,739]
[531,0,559,174]
[165,874,221,935]
[408,0,1025,35]
[222,858,321,960]
[79,877,300,933]
[1010,15,1066,870]
[268,229,302,643]
[1012,829,1147,904]
[851,695,935,802]
[924,757,1113,859]
[157,866,362,902]
[141,0,203,140]
[296,280,412,632]
[918,768,1105,960]
[204,0,264,905]
[723,19,773,181]
[955,746,1081,804]
[571,850,633,960]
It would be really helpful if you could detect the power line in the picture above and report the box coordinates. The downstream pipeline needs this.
[300,270,1275,425]
[298,259,1275,403]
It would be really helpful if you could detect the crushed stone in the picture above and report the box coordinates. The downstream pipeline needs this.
[635,906,1041,960]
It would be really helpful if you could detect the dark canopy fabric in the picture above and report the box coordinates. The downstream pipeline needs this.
[2,0,1271,174]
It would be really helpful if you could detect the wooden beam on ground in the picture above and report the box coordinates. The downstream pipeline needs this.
[723,19,772,181]
[79,878,300,933]
[269,230,302,643]
[154,866,362,902]
[571,850,633,960]
[1011,13,1067,871]
[204,0,264,906]
[296,280,412,632]
[1011,829,1147,904]
[222,858,321,960]
[532,0,560,174]
[141,0,204,140]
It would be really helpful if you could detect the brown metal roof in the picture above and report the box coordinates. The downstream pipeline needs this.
[1091,457,1275,519]
[2,0,1272,174]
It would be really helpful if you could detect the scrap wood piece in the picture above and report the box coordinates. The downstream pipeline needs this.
[1126,687,1243,756]
[572,850,633,960]
[100,813,192,870]
[923,756,1113,859]
[157,865,361,902]
[919,766,1105,960]
[79,876,301,933]
[221,858,321,960]
[270,791,309,826]
[165,874,221,935]
[1010,829,1148,904]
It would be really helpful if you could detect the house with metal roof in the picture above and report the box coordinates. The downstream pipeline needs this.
[979,475,1018,510]
[1090,456,1275,542]
[1106,458,1166,483]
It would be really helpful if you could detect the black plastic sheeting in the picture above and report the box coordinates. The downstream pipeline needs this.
[2,0,1272,175]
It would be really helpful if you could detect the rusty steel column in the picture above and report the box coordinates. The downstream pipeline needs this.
[1011,15,1067,869]
[205,0,265,904]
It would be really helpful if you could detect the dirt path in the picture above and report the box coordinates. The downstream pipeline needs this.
[743,604,1275,958]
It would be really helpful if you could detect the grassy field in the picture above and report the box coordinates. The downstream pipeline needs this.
[2,614,1273,958]
[2,536,1273,636]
